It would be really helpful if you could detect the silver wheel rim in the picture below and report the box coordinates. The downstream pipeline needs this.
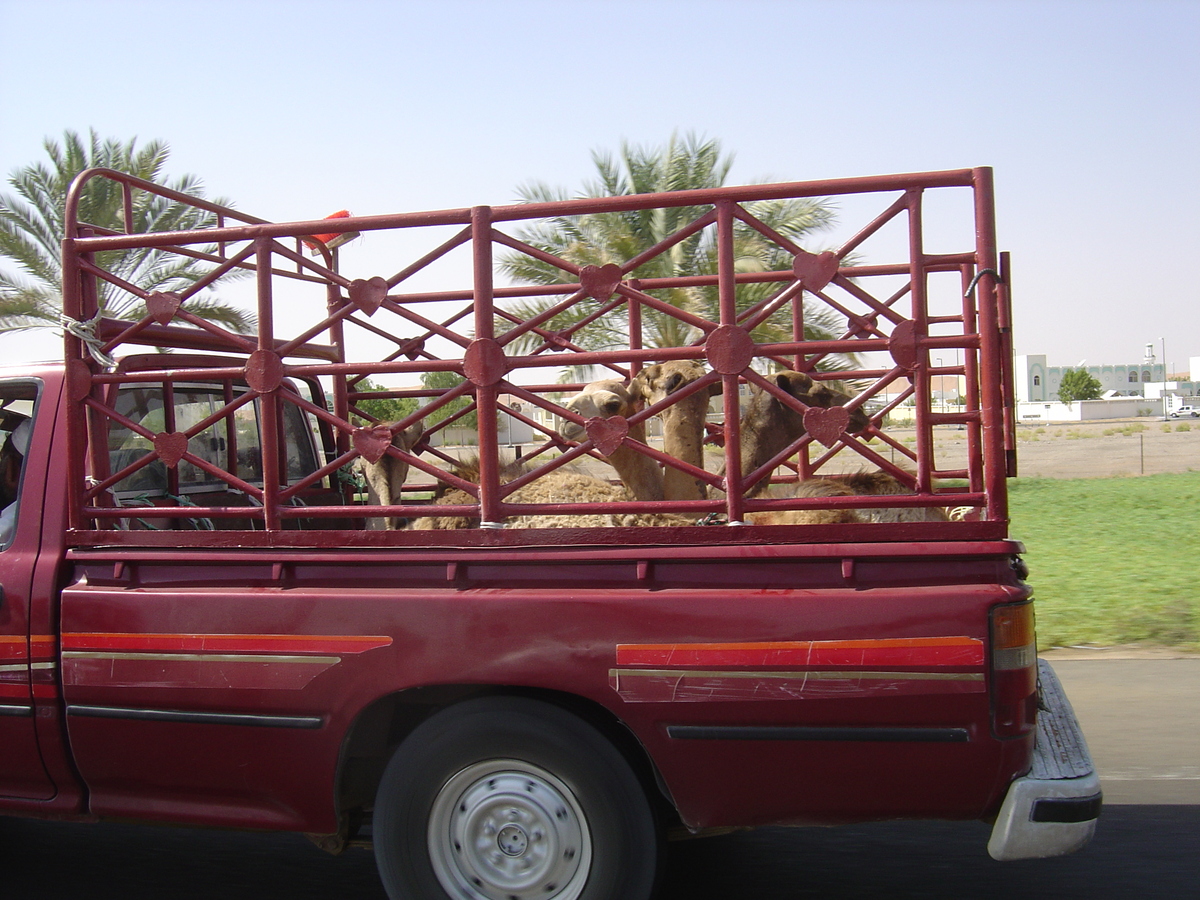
[427,759,592,900]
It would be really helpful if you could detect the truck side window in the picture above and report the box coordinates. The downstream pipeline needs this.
[108,384,319,499]
[0,383,39,548]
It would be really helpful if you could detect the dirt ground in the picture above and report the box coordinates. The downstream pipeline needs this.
[882,417,1200,480]
[563,416,1199,484]
[677,416,1198,481]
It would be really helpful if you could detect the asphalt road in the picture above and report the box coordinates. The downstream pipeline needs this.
[2,658,1196,899]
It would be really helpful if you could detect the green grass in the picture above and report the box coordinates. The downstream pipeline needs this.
[1008,472,1200,650]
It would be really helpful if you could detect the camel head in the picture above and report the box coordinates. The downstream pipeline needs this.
[746,370,870,438]
[737,370,871,497]
[356,420,424,530]
[629,360,721,411]
[557,380,641,444]
[630,361,720,501]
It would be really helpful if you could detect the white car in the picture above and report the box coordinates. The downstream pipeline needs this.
[1168,406,1198,418]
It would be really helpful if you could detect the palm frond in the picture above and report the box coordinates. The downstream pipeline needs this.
[496,134,851,367]
[0,129,253,337]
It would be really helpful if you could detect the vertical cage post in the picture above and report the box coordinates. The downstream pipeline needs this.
[906,189,934,494]
[973,167,1007,521]
[256,237,281,531]
[470,206,503,526]
[715,201,746,523]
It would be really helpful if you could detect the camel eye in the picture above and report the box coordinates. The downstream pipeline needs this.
[665,374,683,394]
[601,399,622,416]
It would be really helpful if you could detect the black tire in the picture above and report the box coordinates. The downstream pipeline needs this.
[373,696,661,900]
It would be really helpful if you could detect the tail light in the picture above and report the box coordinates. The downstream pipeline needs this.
[991,601,1038,738]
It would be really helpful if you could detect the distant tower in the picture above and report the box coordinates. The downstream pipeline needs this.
[1143,343,1156,366]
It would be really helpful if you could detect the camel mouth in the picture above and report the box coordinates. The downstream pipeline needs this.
[846,408,872,434]
[559,422,586,443]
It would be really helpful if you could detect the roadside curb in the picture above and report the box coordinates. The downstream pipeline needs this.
[1040,646,1200,660]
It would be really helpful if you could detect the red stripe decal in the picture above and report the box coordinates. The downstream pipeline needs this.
[61,633,393,654]
[615,637,984,668]
[609,669,985,703]
[0,636,27,662]
[1,636,58,663]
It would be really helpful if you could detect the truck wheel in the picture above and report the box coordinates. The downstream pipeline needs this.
[373,696,660,900]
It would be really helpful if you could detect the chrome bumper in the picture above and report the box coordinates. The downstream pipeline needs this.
[987,660,1102,861]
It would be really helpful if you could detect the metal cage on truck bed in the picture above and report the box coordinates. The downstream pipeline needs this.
[59,166,1017,547]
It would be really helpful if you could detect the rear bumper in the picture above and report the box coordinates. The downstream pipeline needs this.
[987,660,1102,861]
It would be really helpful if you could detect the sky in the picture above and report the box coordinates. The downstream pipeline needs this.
[1,0,1197,374]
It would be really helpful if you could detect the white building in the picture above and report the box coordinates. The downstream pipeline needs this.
[1015,354,1166,402]
[1014,351,1200,422]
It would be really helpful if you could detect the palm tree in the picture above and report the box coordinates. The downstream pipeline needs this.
[0,129,252,334]
[497,133,847,363]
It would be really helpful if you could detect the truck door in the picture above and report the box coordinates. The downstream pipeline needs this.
[0,380,56,799]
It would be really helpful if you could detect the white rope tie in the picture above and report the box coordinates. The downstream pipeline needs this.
[59,314,116,368]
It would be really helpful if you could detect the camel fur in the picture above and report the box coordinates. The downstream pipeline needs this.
[735,370,871,498]
[409,458,690,530]
[836,469,950,523]
[356,421,424,530]
[747,477,862,526]
[558,379,665,501]
[630,361,719,501]
[751,469,949,525]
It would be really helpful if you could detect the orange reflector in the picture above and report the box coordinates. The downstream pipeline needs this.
[301,210,360,254]
[992,602,1036,671]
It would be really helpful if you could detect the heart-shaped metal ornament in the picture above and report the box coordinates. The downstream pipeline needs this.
[348,277,389,315]
[352,424,395,464]
[154,431,189,468]
[888,319,921,371]
[803,406,851,448]
[584,415,629,457]
[792,250,839,293]
[146,291,182,325]
[579,264,623,302]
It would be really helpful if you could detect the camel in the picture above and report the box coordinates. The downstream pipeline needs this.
[727,371,949,522]
[749,471,950,525]
[385,370,943,530]
[746,476,862,526]
[836,469,950,523]
[355,421,423,530]
[557,379,665,501]
[409,458,689,530]
[404,373,703,531]
[734,370,872,498]
[630,361,719,501]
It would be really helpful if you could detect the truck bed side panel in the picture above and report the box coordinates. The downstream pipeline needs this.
[60,548,1031,832]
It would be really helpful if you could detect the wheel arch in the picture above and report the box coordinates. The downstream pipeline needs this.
[333,684,676,832]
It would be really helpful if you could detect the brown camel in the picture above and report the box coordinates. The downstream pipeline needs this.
[749,471,949,525]
[734,370,871,498]
[558,379,665,501]
[746,476,862,525]
[409,457,690,530]
[355,421,423,530]
[630,361,719,501]
[836,469,950,523]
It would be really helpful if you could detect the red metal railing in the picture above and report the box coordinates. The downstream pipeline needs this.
[60,166,1015,546]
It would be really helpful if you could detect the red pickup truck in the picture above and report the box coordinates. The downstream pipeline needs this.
[0,167,1099,899]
